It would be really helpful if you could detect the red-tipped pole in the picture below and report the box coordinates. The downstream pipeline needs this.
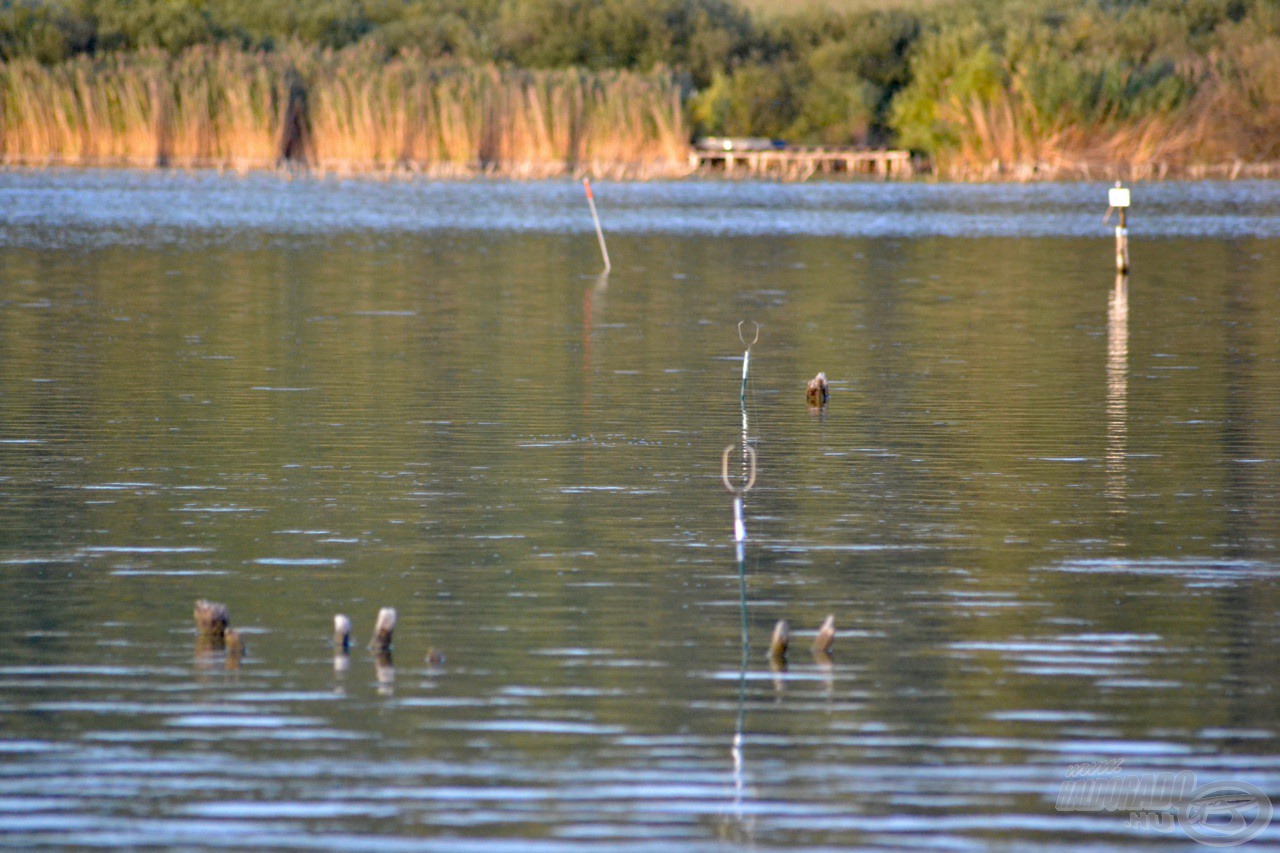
[583,177,611,275]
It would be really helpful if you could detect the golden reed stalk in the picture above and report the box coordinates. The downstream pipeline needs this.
[0,46,691,177]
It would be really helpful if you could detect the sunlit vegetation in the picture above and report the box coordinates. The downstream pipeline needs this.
[0,46,687,175]
[887,0,1280,177]
[0,0,1276,177]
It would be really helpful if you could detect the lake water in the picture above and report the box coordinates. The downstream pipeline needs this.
[1,171,1279,849]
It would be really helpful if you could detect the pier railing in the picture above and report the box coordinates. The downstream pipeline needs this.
[690,141,914,180]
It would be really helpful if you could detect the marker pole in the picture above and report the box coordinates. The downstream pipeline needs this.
[583,178,611,274]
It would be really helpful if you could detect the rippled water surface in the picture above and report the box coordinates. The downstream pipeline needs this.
[1,171,1279,849]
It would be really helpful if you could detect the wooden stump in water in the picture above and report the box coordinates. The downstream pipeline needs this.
[334,614,352,654]
[370,607,396,653]
[812,614,836,658]
[194,599,229,637]
[806,372,829,407]
[768,619,790,670]
[194,599,229,650]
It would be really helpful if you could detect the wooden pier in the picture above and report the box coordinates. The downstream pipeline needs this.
[690,140,914,180]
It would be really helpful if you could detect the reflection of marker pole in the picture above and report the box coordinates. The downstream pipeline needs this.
[1107,182,1130,273]
[722,443,757,546]
[583,178,611,274]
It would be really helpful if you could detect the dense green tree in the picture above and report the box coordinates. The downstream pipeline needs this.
[0,1,93,61]
[491,0,751,87]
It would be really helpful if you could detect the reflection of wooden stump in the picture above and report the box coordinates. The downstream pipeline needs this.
[806,372,829,407]
[374,650,395,693]
[194,635,225,656]
[369,607,396,653]
[812,614,836,656]
[225,630,245,669]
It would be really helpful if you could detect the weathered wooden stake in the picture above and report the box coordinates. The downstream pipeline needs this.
[806,372,829,408]
[370,607,396,652]
[768,619,790,668]
[583,178,611,275]
[193,599,230,656]
[334,614,352,654]
[812,614,836,656]
[194,599,229,641]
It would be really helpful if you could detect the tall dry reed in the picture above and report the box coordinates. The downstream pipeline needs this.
[303,51,689,177]
[0,48,292,169]
[0,47,691,176]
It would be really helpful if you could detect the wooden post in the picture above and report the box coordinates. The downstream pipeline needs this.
[1109,183,1130,273]
[812,614,836,656]
[334,614,352,653]
[582,178,611,275]
[768,619,790,669]
[369,607,396,652]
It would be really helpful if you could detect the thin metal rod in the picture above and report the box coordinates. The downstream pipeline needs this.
[583,178,611,275]
[737,322,758,404]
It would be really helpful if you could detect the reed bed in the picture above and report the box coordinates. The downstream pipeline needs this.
[922,80,1280,182]
[904,25,1280,181]
[0,48,291,170]
[0,47,691,177]
[303,53,689,177]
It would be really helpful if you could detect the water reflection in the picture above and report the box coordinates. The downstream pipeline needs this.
[4,171,1280,240]
[582,270,608,353]
[1106,273,1129,524]
[1,177,1279,849]
[374,651,395,696]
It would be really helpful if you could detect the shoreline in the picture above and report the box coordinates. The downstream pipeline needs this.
[4,154,1280,183]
